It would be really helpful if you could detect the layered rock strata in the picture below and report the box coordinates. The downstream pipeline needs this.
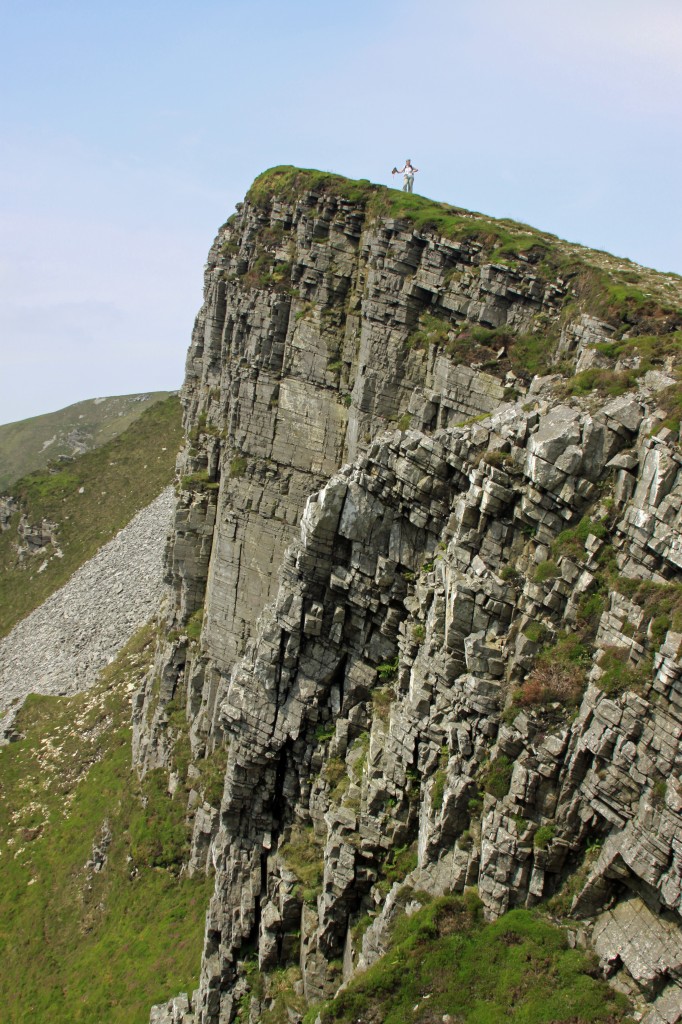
[141,178,568,766]
[136,177,682,1024]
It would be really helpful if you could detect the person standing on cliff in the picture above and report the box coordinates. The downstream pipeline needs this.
[392,159,419,193]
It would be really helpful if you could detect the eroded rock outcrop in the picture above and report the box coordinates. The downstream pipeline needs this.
[137,171,682,1024]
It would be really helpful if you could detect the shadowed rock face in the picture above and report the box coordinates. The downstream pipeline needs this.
[136,179,682,1024]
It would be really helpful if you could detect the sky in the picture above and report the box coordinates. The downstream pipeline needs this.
[1,0,680,425]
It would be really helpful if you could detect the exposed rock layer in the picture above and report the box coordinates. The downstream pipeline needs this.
[137,178,682,1024]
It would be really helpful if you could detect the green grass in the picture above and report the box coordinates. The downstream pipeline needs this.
[0,392,174,492]
[568,367,644,399]
[596,648,652,696]
[533,824,556,850]
[247,166,378,208]
[507,332,558,376]
[541,256,682,334]
[372,685,395,723]
[376,842,419,895]
[593,330,682,364]
[440,324,558,379]
[431,770,447,810]
[185,607,204,641]
[316,896,630,1024]
[654,376,682,433]
[279,826,324,905]
[372,191,553,260]
[534,559,560,584]
[479,755,513,800]
[0,623,213,1023]
[260,966,307,1024]
[229,455,248,478]
[523,622,549,645]
[552,516,608,560]
[0,396,183,637]
[406,311,452,350]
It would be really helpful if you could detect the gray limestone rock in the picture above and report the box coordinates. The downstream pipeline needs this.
[132,185,682,1024]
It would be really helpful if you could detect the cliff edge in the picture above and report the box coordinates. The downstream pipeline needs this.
[135,168,682,1024]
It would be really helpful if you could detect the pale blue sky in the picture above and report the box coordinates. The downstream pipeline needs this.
[1,0,680,424]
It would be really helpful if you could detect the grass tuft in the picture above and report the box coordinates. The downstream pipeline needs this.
[279,826,324,905]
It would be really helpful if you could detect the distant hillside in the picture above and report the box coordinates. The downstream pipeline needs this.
[0,395,183,638]
[0,392,175,492]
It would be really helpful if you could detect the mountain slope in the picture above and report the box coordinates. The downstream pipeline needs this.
[0,394,182,637]
[0,624,213,1024]
[0,391,175,492]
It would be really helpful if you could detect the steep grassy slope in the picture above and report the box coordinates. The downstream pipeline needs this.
[227,898,633,1024]
[0,623,212,1024]
[0,395,182,637]
[308,896,632,1024]
[0,391,174,492]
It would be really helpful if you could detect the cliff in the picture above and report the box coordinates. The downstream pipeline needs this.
[134,168,682,1024]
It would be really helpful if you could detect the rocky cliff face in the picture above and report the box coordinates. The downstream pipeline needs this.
[135,169,682,1024]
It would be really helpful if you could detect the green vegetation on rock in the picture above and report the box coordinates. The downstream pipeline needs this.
[245,166,682,371]
[279,825,324,905]
[229,455,248,478]
[534,559,560,584]
[247,166,378,208]
[314,895,630,1024]
[612,577,682,636]
[553,515,608,560]
[513,633,591,711]
[480,754,514,799]
[373,190,554,261]
[0,395,182,637]
[596,647,652,697]
[533,824,556,850]
[0,623,212,1024]
[376,842,419,895]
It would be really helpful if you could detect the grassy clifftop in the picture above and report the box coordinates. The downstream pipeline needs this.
[243,167,682,438]
[246,166,682,336]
